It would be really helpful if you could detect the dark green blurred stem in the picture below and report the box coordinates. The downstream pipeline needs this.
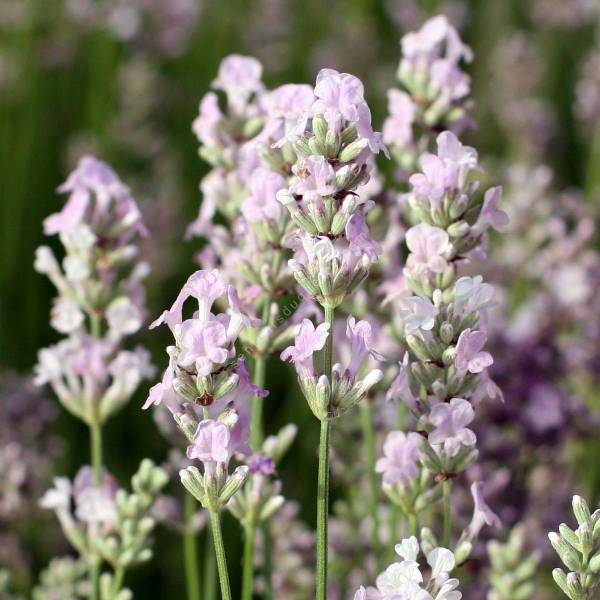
[203,531,217,600]
[442,480,452,547]
[316,306,334,600]
[241,524,256,600]
[183,494,201,600]
[585,120,600,200]
[408,512,418,537]
[262,524,273,600]
[209,511,232,600]
[111,567,125,596]
[361,400,382,569]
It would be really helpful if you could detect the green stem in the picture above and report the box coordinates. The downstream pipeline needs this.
[316,417,331,600]
[90,560,100,600]
[408,512,418,538]
[203,530,217,600]
[361,401,382,569]
[262,524,273,600]
[316,305,335,600]
[442,479,452,547]
[183,494,201,600]
[241,525,256,600]
[90,420,103,485]
[209,511,232,600]
[111,566,125,596]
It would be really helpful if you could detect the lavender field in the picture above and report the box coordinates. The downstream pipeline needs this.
[1,1,600,598]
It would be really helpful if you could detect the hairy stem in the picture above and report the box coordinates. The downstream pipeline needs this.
[361,400,382,569]
[316,305,335,600]
[183,494,201,600]
[241,524,256,600]
[442,479,453,547]
[209,511,232,600]
[203,530,217,600]
[316,417,331,600]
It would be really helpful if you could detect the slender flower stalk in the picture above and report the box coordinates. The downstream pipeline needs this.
[209,511,232,600]
[442,479,453,548]
[361,399,383,569]
[183,494,201,600]
[275,67,386,597]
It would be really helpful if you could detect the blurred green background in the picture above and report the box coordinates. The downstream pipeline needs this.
[1,0,598,596]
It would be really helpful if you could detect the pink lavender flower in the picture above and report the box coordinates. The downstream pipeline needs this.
[212,54,264,111]
[401,15,472,68]
[387,354,418,410]
[290,155,337,200]
[467,481,501,539]
[192,93,224,148]
[345,317,384,377]
[346,212,382,262]
[409,132,477,205]
[428,398,476,456]
[150,269,228,329]
[241,168,286,223]
[382,89,416,147]
[187,420,232,473]
[398,296,439,336]
[280,319,330,378]
[455,329,493,374]
[375,431,422,486]
[452,276,494,317]
[45,155,144,238]
[471,186,509,236]
[404,224,450,279]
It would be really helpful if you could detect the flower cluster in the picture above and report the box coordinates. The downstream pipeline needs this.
[383,16,473,173]
[279,68,385,308]
[34,156,154,426]
[281,317,383,420]
[40,459,168,597]
[354,536,462,600]
[487,526,539,600]
[549,496,600,600]
[145,268,257,409]
[389,131,505,478]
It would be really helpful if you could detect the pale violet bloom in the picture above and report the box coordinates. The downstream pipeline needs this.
[376,432,422,486]
[409,132,478,205]
[467,481,501,539]
[428,398,476,456]
[452,275,494,317]
[398,296,439,336]
[290,155,337,201]
[211,54,264,112]
[187,419,232,474]
[383,89,416,147]
[454,329,493,374]
[280,319,330,378]
[241,168,286,223]
[404,223,450,279]
[387,354,418,410]
[471,186,508,236]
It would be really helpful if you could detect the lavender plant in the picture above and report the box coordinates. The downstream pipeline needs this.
[34,156,159,598]
[276,67,386,599]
